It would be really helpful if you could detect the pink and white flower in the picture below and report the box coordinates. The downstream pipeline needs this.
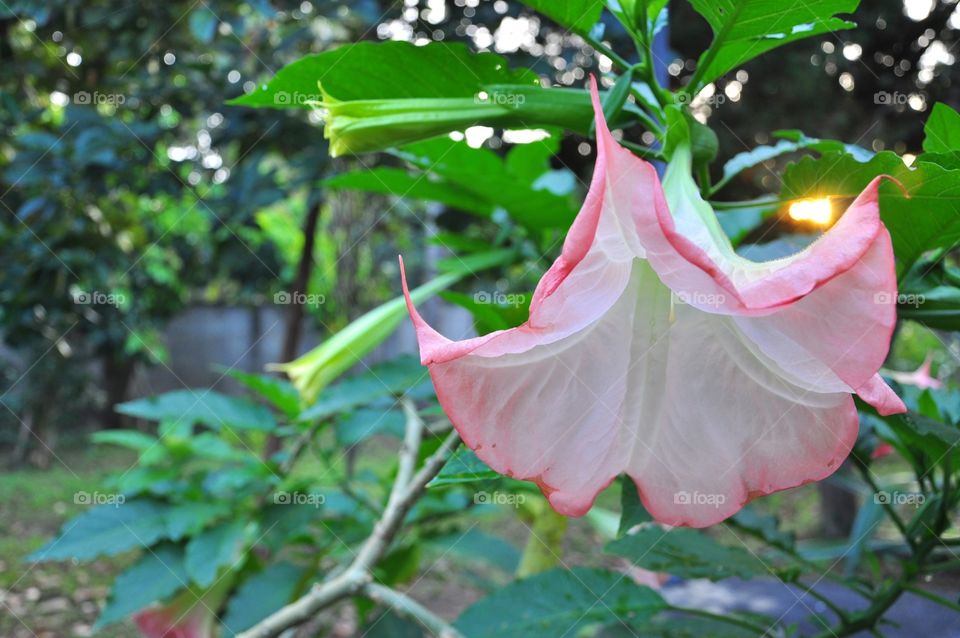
[402,79,905,527]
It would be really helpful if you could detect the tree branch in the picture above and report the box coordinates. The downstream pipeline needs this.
[363,582,465,638]
[236,402,461,638]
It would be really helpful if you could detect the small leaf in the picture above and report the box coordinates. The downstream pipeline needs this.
[515,0,604,34]
[91,429,158,451]
[429,448,501,487]
[226,369,301,419]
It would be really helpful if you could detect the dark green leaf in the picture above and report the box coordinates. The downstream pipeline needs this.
[221,563,307,637]
[336,407,406,445]
[95,544,188,627]
[31,500,171,561]
[185,520,249,587]
[299,355,427,421]
[229,41,538,109]
[618,476,651,536]
[688,0,859,88]
[117,389,277,432]
[455,568,667,638]
[606,527,778,580]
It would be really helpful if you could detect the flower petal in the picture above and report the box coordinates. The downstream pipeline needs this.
[626,306,859,527]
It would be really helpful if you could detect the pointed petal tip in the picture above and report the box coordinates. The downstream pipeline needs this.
[398,255,449,365]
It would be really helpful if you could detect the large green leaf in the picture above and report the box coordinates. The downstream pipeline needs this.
[221,562,307,637]
[517,0,604,34]
[782,151,960,277]
[326,136,579,231]
[606,527,784,580]
[185,519,249,587]
[454,568,667,638]
[923,103,960,153]
[229,41,538,109]
[117,389,277,432]
[688,0,859,89]
[95,544,188,627]
[91,429,158,452]
[31,500,172,561]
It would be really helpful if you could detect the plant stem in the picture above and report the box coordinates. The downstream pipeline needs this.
[902,583,960,613]
[853,458,915,550]
[237,404,462,638]
[364,583,465,637]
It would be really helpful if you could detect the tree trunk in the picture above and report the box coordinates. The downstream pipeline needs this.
[265,198,322,459]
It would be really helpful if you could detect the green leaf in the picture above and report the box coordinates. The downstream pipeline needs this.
[185,519,249,587]
[91,429,158,451]
[843,497,883,576]
[782,151,960,277]
[516,0,604,34]
[95,544,188,628]
[923,103,960,153]
[117,389,277,432]
[298,355,427,422]
[429,448,501,487]
[713,132,871,194]
[229,41,538,109]
[425,529,521,574]
[226,369,301,419]
[618,476,652,536]
[31,500,172,561]
[688,0,859,89]
[324,168,492,219]
[606,527,779,580]
[730,507,795,551]
[165,501,231,540]
[221,563,307,637]
[455,568,666,637]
